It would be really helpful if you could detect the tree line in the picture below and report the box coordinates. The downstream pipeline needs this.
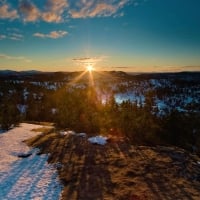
[0,85,199,154]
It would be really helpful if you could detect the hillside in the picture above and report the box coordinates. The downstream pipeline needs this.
[1,71,200,153]
[26,129,200,200]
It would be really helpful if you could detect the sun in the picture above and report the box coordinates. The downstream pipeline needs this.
[86,65,94,72]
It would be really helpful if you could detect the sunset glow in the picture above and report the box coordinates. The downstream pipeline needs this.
[0,0,200,72]
[86,65,94,72]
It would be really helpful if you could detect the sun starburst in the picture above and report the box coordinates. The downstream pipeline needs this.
[86,65,94,72]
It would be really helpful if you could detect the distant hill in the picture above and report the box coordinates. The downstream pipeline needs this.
[0,70,18,76]
[0,70,200,82]
[0,70,42,76]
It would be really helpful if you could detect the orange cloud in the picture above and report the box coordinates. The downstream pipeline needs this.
[33,30,68,39]
[42,0,68,23]
[19,0,40,22]
[0,4,18,19]
[1,0,133,22]
[72,56,106,67]
[69,0,129,18]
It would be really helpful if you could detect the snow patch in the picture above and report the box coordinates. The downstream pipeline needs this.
[88,136,108,145]
[0,123,62,200]
[60,130,75,136]
[51,108,57,114]
[17,104,27,114]
[77,133,87,137]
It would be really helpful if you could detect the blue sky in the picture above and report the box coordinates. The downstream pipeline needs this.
[0,0,200,72]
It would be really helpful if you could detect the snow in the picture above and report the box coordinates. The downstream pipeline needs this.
[0,129,5,134]
[51,108,57,114]
[150,79,162,88]
[176,106,187,112]
[0,123,62,200]
[184,96,193,104]
[23,88,29,100]
[17,104,27,114]
[155,99,167,110]
[88,136,108,145]
[115,92,145,105]
[60,130,75,136]
[60,131,86,137]
[77,133,87,137]
[30,81,59,90]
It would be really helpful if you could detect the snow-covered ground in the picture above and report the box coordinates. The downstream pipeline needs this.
[88,136,108,145]
[0,123,62,200]
[115,92,145,105]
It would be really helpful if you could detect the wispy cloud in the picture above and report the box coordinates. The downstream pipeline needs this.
[8,33,24,41]
[18,0,69,23]
[72,56,106,66]
[33,30,68,39]
[42,0,68,23]
[0,28,24,41]
[110,66,131,69]
[0,3,18,19]
[183,65,200,70]
[0,0,133,22]
[0,54,31,62]
[0,34,6,40]
[69,0,129,18]
[153,65,200,72]
[6,27,21,32]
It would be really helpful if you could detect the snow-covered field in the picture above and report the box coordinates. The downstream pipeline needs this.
[0,123,62,200]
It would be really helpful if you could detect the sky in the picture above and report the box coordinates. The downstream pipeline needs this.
[0,0,200,72]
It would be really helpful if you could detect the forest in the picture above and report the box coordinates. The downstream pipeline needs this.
[0,71,200,154]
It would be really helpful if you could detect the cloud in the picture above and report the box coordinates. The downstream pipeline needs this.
[33,30,68,39]
[72,56,106,66]
[69,0,132,19]
[153,65,200,72]
[45,0,68,13]
[110,66,131,69]
[41,12,62,23]
[18,0,69,23]
[42,0,68,22]
[0,28,24,41]
[68,0,130,18]
[0,34,6,40]
[19,0,40,22]
[0,4,18,19]
[8,33,24,41]
[1,0,133,22]
[0,53,31,62]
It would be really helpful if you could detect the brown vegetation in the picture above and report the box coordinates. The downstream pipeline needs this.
[26,131,200,200]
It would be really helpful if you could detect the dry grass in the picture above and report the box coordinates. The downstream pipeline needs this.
[31,126,54,133]
[23,121,54,126]
[26,132,200,200]
[25,132,57,149]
